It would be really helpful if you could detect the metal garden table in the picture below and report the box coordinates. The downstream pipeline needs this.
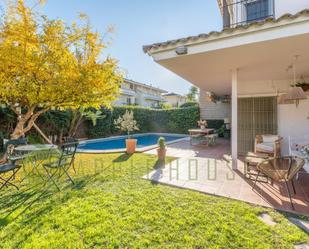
[188,128,215,145]
[15,144,58,180]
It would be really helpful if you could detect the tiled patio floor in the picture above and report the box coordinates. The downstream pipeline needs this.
[144,138,309,215]
[146,137,231,159]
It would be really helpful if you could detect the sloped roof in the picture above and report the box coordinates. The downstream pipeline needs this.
[163,92,185,97]
[143,9,309,54]
[124,78,168,93]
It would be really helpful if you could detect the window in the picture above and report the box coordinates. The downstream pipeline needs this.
[245,0,270,23]
[127,98,132,105]
[130,84,134,90]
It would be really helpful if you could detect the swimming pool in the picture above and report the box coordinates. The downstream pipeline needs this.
[77,133,188,153]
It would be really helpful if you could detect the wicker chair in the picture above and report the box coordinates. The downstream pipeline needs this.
[253,156,305,209]
[254,135,282,158]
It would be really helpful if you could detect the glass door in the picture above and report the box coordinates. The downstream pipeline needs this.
[238,96,277,155]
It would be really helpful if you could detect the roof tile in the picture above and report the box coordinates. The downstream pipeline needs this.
[143,9,309,53]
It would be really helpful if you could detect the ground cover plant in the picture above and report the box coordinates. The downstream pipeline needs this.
[0,153,308,249]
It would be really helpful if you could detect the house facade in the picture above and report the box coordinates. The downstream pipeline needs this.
[143,0,309,169]
[162,92,187,107]
[114,79,167,108]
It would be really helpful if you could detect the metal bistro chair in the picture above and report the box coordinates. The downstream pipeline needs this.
[43,141,79,191]
[0,162,21,191]
[5,137,28,163]
[0,138,29,190]
[252,156,305,209]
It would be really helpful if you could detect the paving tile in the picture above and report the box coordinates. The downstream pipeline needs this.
[258,213,277,226]
[294,244,309,249]
[143,139,309,215]
[288,217,309,233]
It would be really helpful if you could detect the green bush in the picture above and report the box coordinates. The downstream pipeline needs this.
[206,120,224,130]
[85,106,200,138]
[179,102,199,108]
[0,105,200,140]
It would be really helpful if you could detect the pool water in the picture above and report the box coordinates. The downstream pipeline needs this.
[78,133,186,152]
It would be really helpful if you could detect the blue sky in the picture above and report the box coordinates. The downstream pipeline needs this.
[33,0,222,94]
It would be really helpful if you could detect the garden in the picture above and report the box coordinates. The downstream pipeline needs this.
[1,153,308,249]
[0,1,308,249]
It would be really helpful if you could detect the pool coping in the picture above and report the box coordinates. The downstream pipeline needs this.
[77,133,189,154]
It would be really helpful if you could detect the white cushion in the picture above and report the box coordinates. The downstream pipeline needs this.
[262,135,279,143]
[256,142,274,153]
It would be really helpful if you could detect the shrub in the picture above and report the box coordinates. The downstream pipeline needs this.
[85,106,200,138]
[179,102,199,108]
[206,120,224,130]
[158,137,166,149]
[114,110,139,137]
[0,105,200,140]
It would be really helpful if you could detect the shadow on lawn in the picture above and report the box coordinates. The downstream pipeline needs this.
[113,153,133,163]
[0,172,96,229]
[151,159,165,185]
[0,183,53,228]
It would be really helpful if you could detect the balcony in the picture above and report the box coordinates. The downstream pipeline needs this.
[222,0,275,28]
[120,87,136,96]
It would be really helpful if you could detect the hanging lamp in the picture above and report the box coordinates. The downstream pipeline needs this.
[284,56,307,107]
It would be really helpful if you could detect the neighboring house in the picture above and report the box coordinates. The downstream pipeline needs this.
[163,92,187,107]
[114,79,167,108]
[143,0,309,169]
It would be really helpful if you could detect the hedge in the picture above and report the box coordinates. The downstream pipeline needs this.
[86,106,200,138]
[0,105,201,142]
[179,102,199,108]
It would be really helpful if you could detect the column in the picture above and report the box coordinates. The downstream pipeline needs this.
[231,69,238,170]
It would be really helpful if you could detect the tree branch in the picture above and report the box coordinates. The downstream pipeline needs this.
[23,107,49,134]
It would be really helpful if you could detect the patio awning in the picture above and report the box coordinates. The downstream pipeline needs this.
[144,10,309,95]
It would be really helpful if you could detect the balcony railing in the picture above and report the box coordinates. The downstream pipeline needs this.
[222,0,275,28]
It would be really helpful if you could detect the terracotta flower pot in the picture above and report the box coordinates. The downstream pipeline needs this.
[157,148,166,161]
[126,139,137,154]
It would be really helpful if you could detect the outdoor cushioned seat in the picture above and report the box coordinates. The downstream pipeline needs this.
[255,143,274,153]
[255,135,282,158]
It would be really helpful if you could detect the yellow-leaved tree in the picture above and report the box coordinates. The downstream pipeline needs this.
[0,1,122,144]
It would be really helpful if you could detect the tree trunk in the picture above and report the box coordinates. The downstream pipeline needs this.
[10,119,26,139]
[0,106,49,163]
[68,109,83,138]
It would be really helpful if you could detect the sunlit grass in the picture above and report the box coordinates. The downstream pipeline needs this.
[0,153,308,249]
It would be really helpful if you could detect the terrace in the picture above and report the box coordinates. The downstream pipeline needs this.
[145,138,309,215]
[0,0,309,248]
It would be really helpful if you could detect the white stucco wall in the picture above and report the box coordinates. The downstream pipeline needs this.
[278,99,309,154]
[275,0,309,17]
[199,90,231,120]
[164,95,186,107]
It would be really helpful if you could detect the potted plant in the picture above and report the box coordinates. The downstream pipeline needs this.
[218,125,225,138]
[197,119,207,130]
[114,110,139,154]
[157,137,166,161]
[295,82,309,92]
[294,76,309,92]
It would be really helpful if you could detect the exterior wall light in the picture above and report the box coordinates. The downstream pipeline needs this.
[175,46,188,55]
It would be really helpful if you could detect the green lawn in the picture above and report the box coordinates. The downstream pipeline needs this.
[0,153,308,249]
